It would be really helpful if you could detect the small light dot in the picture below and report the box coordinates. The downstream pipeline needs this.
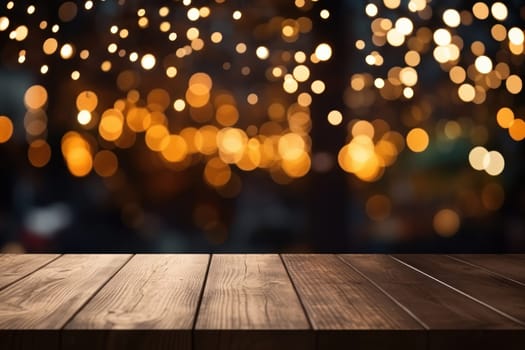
[141,53,156,70]
[327,110,343,126]
[247,93,258,105]
[173,99,186,112]
[77,110,92,125]
[232,10,242,20]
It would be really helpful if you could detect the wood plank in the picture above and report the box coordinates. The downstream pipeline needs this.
[282,254,424,350]
[0,254,130,350]
[194,254,313,350]
[394,254,525,325]
[341,254,524,350]
[0,254,60,290]
[451,254,525,285]
[63,254,210,350]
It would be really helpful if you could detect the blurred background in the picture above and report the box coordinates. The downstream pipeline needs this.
[0,0,524,253]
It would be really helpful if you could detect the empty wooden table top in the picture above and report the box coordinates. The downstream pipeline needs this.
[0,254,523,350]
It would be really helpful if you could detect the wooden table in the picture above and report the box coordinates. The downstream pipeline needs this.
[0,254,524,349]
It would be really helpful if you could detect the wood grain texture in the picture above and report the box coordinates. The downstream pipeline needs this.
[0,254,60,290]
[451,254,525,285]
[282,254,424,350]
[194,254,313,350]
[394,254,525,325]
[341,254,524,350]
[63,254,210,350]
[0,254,130,350]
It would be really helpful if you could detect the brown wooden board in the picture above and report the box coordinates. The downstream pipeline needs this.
[63,254,210,350]
[341,254,525,350]
[0,254,130,350]
[194,254,313,350]
[0,254,60,290]
[450,254,525,285]
[394,254,525,326]
[282,254,424,350]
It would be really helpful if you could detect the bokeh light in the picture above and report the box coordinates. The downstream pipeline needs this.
[0,0,524,252]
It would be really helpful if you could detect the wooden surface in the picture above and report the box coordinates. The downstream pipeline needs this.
[0,254,524,350]
[283,254,424,349]
[195,254,312,350]
[64,254,209,350]
[0,254,60,290]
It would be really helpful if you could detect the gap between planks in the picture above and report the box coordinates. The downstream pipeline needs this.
[0,254,63,292]
[390,255,525,327]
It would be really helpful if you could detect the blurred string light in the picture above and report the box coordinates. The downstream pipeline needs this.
[339,0,523,236]
[0,0,332,187]
[0,0,523,238]
[341,0,524,183]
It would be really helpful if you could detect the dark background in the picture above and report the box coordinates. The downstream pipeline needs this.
[0,0,524,253]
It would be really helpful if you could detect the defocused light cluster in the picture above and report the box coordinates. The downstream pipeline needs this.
[0,0,333,188]
[0,0,523,244]
[342,0,523,237]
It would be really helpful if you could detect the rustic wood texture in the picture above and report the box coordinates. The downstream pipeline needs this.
[194,254,313,350]
[451,254,525,285]
[0,254,130,350]
[341,254,525,350]
[394,254,525,325]
[0,254,524,350]
[63,254,210,350]
[0,254,60,290]
[282,254,424,350]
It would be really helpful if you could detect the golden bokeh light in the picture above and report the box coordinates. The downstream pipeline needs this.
[433,209,460,237]
[216,104,239,127]
[311,80,325,94]
[60,43,74,59]
[406,128,429,152]
[483,150,505,176]
[140,53,156,70]
[161,135,188,163]
[61,132,92,177]
[434,28,451,46]
[449,66,466,84]
[458,83,476,102]
[508,27,525,45]
[204,157,231,187]
[99,109,124,142]
[384,0,401,10]
[24,85,48,110]
[145,124,169,151]
[327,110,343,126]
[472,2,489,20]
[77,110,92,126]
[28,139,51,168]
[0,116,14,143]
[469,146,488,171]
[491,2,508,21]
[93,150,118,177]
[365,4,378,17]
[509,119,525,141]
[42,38,58,55]
[278,133,306,161]
[443,9,461,27]
[496,107,514,129]
[506,75,522,94]
[474,55,493,74]
[0,17,9,31]
[0,0,523,205]
[256,46,269,60]
[314,43,332,61]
